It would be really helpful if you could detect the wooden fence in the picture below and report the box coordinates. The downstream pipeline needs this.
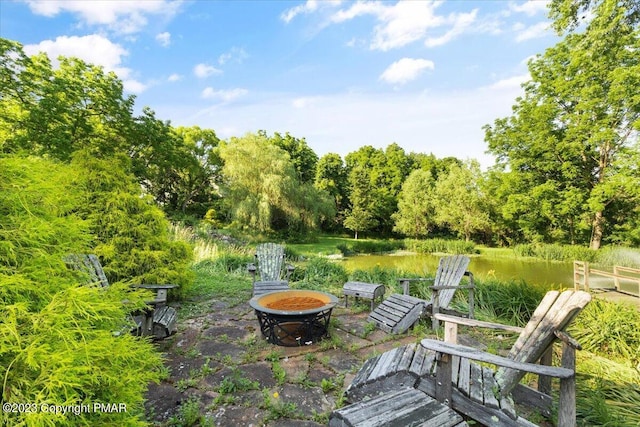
[573,261,640,298]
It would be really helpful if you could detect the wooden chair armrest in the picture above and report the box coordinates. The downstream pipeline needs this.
[247,263,257,272]
[420,339,574,379]
[430,285,475,290]
[399,277,432,282]
[134,284,178,289]
[433,313,524,334]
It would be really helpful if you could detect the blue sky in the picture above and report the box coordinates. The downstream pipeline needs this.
[1,1,560,167]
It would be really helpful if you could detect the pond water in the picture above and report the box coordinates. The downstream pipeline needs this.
[340,253,575,288]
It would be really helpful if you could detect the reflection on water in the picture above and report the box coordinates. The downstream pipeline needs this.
[341,253,575,288]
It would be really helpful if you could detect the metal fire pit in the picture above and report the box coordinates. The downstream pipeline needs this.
[249,290,339,346]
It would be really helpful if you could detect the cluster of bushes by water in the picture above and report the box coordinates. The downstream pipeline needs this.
[334,237,477,256]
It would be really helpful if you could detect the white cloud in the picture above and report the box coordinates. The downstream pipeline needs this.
[425,9,477,47]
[509,1,550,16]
[515,21,551,42]
[168,73,182,82]
[486,74,530,90]
[201,87,248,102]
[123,80,148,94]
[156,32,171,47]
[23,34,146,93]
[24,0,182,34]
[380,58,434,85]
[194,63,222,78]
[327,1,479,51]
[281,0,320,23]
[218,47,248,65]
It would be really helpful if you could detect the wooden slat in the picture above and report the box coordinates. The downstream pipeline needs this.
[330,388,467,427]
[481,366,500,409]
[468,362,483,404]
[457,357,470,397]
[420,339,574,378]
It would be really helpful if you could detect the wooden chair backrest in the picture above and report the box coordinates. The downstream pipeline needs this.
[65,254,110,288]
[432,255,471,308]
[255,243,286,281]
[494,290,591,395]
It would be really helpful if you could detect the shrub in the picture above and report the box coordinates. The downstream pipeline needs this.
[405,238,476,255]
[569,298,640,366]
[71,151,194,299]
[473,278,547,326]
[513,243,598,263]
[296,257,348,293]
[0,156,163,427]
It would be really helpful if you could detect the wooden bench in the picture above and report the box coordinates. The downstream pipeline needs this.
[343,281,385,311]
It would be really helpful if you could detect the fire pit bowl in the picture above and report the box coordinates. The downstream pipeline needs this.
[249,290,339,346]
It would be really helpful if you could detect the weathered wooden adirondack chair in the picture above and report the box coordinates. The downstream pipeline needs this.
[65,254,178,339]
[247,243,294,296]
[336,290,591,427]
[367,255,475,334]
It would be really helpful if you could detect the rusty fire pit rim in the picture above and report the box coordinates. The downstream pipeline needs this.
[249,289,339,316]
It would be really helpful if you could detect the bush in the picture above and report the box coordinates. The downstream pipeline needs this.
[72,151,194,299]
[473,278,547,326]
[570,298,640,366]
[405,238,476,255]
[296,257,348,294]
[513,243,598,262]
[0,156,163,427]
[349,240,405,254]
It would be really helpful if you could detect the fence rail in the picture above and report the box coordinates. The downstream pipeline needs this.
[574,261,640,298]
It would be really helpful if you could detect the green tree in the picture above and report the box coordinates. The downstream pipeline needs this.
[0,39,135,160]
[220,132,333,234]
[392,169,437,237]
[432,161,491,241]
[344,144,411,234]
[267,131,318,184]
[0,156,163,427]
[314,153,348,228]
[485,0,640,248]
[343,166,378,239]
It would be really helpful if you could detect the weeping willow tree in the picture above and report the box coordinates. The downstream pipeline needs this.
[0,156,164,426]
[219,132,334,235]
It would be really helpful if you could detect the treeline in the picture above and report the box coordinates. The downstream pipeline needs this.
[2,10,640,250]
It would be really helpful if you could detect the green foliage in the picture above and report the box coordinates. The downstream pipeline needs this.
[432,160,491,242]
[570,299,640,366]
[485,0,640,249]
[216,368,260,394]
[71,151,194,299]
[392,169,437,237]
[513,243,598,262]
[576,353,640,427]
[220,132,334,234]
[473,279,547,326]
[405,238,477,255]
[337,239,405,255]
[296,257,348,293]
[0,156,163,427]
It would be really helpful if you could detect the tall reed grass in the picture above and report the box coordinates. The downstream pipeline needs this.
[405,238,477,255]
[513,243,640,268]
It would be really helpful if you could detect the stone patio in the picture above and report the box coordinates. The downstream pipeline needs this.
[145,297,428,426]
